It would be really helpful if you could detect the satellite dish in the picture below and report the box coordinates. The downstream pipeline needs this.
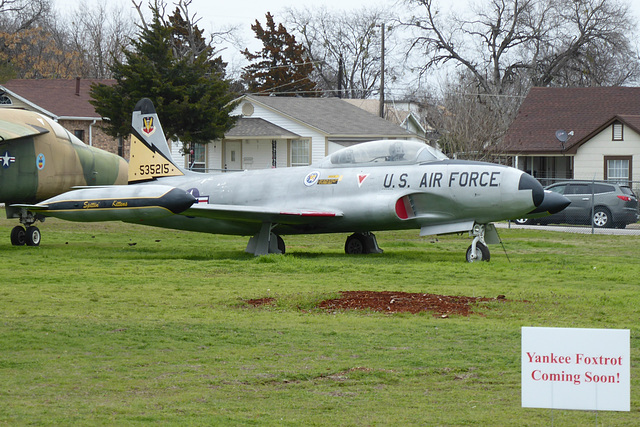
[555,129,568,143]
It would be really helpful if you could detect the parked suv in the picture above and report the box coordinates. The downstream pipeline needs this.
[516,181,639,228]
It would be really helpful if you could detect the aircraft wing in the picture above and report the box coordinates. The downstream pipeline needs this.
[0,118,49,143]
[183,203,343,225]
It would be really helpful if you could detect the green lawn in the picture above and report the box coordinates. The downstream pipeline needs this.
[1,212,639,425]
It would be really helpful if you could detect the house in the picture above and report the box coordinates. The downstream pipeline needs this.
[503,87,640,187]
[172,94,421,171]
[1,80,423,172]
[342,98,428,139]
[0,79,126,158]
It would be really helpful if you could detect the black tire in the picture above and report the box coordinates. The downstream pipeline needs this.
[592,207,612,228]
[514,218,531,225]
[10,226,26,246]
[25,226,41,246]
[345,233,366,254]
[466,242,490,262]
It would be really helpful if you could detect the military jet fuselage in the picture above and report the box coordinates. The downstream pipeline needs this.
[0,108,128,245]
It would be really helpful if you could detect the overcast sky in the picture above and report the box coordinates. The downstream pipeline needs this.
[54,0,640,94]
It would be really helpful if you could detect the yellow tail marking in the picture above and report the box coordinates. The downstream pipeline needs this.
[128,134,183,182]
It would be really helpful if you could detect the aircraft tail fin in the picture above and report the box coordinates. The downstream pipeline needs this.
[128,98,185,183]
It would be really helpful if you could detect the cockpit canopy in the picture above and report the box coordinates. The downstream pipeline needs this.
[318,139,448,168]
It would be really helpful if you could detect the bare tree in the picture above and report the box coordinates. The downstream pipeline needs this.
[421,73,523,160]
[0,0,50,30]
[64,1,135,79]
[403,0,640,96]
[285,6,398,98]
[0,0,82,79]
[133,0,238,66]
[402,0,640,156]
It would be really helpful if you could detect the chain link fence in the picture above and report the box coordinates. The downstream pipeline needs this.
[507,178,640,235]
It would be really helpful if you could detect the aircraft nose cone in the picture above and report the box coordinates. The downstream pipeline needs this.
[518,173,545,207]
[163,188,197,214]
[528,190,571,215]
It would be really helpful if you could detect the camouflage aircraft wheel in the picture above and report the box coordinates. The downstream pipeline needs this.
[25,226,41,246]
[466,242,490,262]
[10,226,26,246]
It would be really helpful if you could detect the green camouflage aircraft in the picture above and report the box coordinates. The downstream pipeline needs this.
[0,107,128,246]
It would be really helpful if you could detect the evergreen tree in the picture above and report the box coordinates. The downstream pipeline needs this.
[90,3,237,146]
[242,12,319,96]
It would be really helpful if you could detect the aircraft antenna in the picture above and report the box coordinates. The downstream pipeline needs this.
[499,238,511,263]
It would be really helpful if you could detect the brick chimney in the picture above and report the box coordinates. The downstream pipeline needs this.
[75,77,81,96]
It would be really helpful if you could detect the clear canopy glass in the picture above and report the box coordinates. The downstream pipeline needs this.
[319,139,447,167]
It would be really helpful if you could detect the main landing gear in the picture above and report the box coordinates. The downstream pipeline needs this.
[245,224,383,256]
[344,232,383,254]
[245,222,285,256]
[465,223,499,262]
[8,208,44,247]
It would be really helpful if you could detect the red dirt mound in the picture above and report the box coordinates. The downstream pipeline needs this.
[247,291,505,317]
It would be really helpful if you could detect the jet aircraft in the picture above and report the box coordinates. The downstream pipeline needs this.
[0,107,129,245]
[16,99,570,261]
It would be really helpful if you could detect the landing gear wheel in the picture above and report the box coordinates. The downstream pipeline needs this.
[276,235,285,254]
[593,207,612,228]
[25,226,41,246]
[345,233,366,254]
[466,242,490,262]
[10,226,26,246]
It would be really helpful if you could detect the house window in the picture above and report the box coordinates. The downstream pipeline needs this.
[604,156,631,184]
[74,130,85,142]
[0,95,12,105]
[612,122,623,141]
[291,139,310,166]
[118,136,124,157]
[189,143,206,172]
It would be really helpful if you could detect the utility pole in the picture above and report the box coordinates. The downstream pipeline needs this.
[337,54,343,99]
[378,23,385,118]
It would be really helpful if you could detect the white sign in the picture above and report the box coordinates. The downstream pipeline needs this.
[522,327,630,411]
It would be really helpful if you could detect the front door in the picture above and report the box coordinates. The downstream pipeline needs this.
[224,141,241,171]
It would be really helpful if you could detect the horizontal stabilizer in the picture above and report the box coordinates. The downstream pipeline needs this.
[0,119,49,143]
[9,203,49,212]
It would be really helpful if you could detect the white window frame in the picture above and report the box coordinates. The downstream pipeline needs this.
[189,143,207,171]
[612,122,624,141]
[290,139,310,167]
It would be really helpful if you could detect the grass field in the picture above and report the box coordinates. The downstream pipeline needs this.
[1,211,639,425]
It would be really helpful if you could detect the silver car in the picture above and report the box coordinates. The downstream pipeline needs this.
[516,181,639,228]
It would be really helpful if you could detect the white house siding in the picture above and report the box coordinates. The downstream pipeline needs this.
[239,139,289,170]
[574,124,640,181]
[231,101,326,165]
[169,139,186,168]
[206,142,223,171]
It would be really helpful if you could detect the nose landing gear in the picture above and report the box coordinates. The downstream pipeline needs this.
[466,223,499,262]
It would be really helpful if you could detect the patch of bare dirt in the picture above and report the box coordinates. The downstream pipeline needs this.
[246,297,276,307]
[247,291,506,317]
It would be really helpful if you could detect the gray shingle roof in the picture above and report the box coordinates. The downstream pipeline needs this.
[245,95,414,137]
[225,118,300,138]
